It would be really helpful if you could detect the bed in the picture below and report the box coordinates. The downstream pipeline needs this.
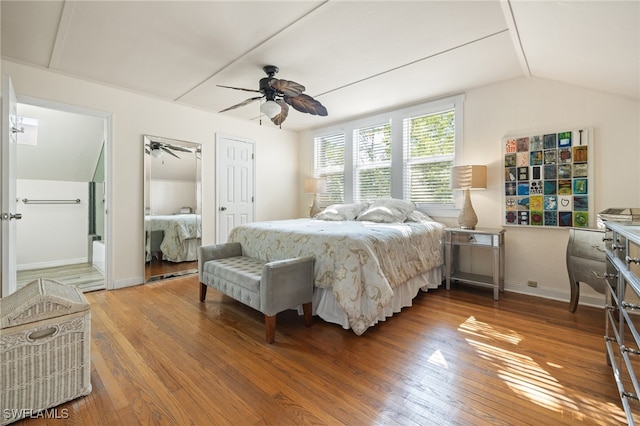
[145,214,201,262]
[227,199,446,335]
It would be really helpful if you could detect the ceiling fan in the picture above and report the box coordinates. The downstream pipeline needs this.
[145,141,193,159]
[217,65,328,126]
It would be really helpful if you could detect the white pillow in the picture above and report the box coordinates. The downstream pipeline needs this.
[405,210,434,223]
[356,198,416,223]
[315,202,369,221]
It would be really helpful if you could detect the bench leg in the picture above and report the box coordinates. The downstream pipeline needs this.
[199,283,208,302]
[265,315,276,344]
[302,302,313,327]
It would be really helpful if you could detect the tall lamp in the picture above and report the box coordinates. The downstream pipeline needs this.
[451,165,487,230]
[304,178,325,217]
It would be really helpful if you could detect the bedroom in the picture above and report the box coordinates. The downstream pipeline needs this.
[1,0,637,301]
[0,0,639,423]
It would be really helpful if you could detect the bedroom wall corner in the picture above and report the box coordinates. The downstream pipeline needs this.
[298,129,315,218]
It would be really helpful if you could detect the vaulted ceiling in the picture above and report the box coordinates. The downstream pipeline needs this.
[2,1,638,131]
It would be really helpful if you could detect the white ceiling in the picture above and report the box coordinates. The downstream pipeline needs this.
[2,1,639,132]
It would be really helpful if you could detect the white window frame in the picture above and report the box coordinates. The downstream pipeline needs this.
[311,94,465,217]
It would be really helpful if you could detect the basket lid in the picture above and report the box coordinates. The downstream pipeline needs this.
[0,278,89,329]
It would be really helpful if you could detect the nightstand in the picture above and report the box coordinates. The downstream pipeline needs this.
[445,227,505,300]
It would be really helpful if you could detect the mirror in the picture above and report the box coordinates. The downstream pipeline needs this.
[143,135,202,282]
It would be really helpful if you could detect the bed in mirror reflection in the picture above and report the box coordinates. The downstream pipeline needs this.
[143,135,202,282]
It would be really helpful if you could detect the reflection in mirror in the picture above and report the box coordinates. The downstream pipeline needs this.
[143,135,202,282]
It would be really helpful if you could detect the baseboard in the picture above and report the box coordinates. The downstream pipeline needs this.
[17,257,88,271]
[505,281,605,309]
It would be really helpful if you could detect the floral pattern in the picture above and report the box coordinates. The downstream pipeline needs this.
[228,218,445,335]
[145,214,201,262]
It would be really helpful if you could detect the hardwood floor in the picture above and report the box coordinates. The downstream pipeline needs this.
[13,276,629,425]
[145,259,198,282]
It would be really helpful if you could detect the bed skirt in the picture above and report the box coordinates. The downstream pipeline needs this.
[301,266,443,332]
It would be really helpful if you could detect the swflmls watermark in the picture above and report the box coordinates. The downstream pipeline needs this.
[3,408,70,420]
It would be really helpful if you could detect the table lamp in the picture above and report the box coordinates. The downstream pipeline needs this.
[304,178,325,217]
[451,165,487,229]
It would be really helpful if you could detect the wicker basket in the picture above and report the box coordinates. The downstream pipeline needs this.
[0,278,91,425]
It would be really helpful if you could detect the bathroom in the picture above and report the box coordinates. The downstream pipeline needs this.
[15,103,106,292]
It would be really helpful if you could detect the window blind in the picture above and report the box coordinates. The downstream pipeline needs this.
[314,133,345,206]
[403,109,455,204]
[312,94,463,211]
[354,122,391,202]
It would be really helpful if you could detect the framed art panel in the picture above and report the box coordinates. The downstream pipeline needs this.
[502,128,594,228]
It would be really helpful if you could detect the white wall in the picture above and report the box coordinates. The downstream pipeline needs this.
[149,180,196,215]
[464,76,639,305]
[3,60,301,288]
[300,76,640,306]
[16,179,88,269]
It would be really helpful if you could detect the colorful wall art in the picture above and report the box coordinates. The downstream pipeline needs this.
[502,128,593,228]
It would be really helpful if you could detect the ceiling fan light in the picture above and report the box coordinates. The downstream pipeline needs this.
[151,148,164,158]
[261,100,281,118]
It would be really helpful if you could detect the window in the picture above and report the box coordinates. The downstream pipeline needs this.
[403,109,456,204]
[314,133,345,206]
[312,94,464,215]
[354,122,391,202]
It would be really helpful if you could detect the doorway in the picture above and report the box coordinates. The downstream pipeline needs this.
[14,100,110,292]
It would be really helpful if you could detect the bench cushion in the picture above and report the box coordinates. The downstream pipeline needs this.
[203,256,265,292]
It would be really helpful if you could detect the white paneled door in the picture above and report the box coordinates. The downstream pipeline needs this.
[215,134,255,243]
[1,75,19,297]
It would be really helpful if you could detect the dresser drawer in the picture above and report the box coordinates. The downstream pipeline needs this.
[630,240,640,278]
[449,232,495,246]
[568,228,605,261]
[571,257,606,293]
[614,233,629,262]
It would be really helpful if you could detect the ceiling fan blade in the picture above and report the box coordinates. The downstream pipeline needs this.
[219,96,264,113]
[270,100,289,126]
[216,85,261,93]
[164,143,192,153]
[284,94,328,116]
[270,79,305,97]
[161,146,180,159]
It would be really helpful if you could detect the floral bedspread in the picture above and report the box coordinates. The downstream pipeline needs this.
[228,218,445,335]
[145,214,201,262]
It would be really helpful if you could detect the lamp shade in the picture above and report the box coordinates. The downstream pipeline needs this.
[260,100,281,118]
[304,178,326,194]
[451,165,487,190]
[151,147,164,159]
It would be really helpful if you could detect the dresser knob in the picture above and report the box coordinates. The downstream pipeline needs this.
[622,301,640,310]
[592,271,617,279]
[626,256,640,265]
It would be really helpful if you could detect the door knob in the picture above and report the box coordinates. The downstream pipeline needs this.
[220,206,227,211]
[1,212,22,220]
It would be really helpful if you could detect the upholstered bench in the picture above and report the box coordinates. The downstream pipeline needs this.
[198,242,314,343]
